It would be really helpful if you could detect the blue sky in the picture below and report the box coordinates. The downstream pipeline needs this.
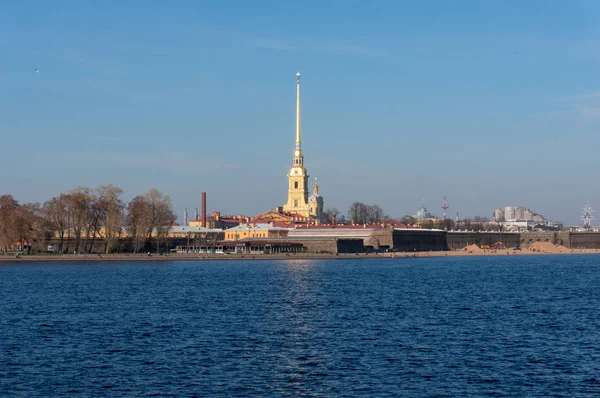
[2,0,600,225]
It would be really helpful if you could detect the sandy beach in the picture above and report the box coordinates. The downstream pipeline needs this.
[389,248,600,259]
[389,242,600,258]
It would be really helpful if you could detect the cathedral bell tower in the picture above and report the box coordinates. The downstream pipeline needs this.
[309,177,324,219]
[283,72,310,215]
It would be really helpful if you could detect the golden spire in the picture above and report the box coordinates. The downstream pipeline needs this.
[296,71,301,149]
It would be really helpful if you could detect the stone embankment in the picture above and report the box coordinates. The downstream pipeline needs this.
[2,244,600,264]
[0,252,392,263]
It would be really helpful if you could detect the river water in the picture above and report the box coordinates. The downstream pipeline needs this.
[1,255,600,396]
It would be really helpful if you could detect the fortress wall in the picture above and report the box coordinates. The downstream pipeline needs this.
[40,230,600,253]
[290,238,337,253]
[288,237,364,254]
[446,232,520,249]
[368,229,395,249]
[519,232,571,247]
[570,232,600,249]
[393,229,448,251]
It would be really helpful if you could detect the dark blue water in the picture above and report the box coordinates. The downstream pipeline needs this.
[1,255,600,396]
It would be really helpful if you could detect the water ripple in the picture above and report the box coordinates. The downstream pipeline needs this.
[1,255,599,396]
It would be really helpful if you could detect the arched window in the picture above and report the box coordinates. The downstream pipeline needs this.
[294,181,298,189]
[294,200,298,207]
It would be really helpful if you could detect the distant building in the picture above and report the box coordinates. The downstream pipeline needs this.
[504,206,515,221]
[502,220,534,232]
[224,223,289,241]
[492,205,561,231]
[413,200,436,220]
[514,207,527,219]
[189,211,242,229]
[494,206,548,223]
[532,214,545,223]
[493,208,505,222]
[250,208,312,227]
[169,225,224,239]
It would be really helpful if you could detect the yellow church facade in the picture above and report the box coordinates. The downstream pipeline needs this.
[282,72,324,220]
[224,223,289,241]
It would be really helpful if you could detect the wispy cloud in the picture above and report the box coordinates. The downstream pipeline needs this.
[84,79,164,102]
[570,39,600,62]
[314,42,381,57]
[245,36,383,58]
[63,150,236,174]
[247,37,296,52]
[564,91,600,119]
[244,32,576,62]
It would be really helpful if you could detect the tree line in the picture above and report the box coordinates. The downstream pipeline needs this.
[325,203,493,230]
[323,202,389,225]
[1,187,502,255]
[399,216,456,230]
[0,186,175,254]
[399,215,498,231]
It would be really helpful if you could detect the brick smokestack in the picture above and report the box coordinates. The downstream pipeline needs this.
[202,192,207,228]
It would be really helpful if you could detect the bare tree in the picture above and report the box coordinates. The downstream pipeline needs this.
[66,187,94,253]
[13,202,42,253]
[400,215,417,226]
[145,189,176,254]
[28,203,54,253]
[368,205,386,224]
[0,196,43,254]
[421,219,434,229]
[496,220,505,233]
[6,186,176,254]
[347,202,366,224]
[42,194,71,253]
[127,196,150,253]
[0,195,19,253]
[458,218,472,231]
[467,216,489,232]
[323,207,341,224]
[441,219,455,230]
[85,193,104,253]
[126,189,175,254]
[96,185,124,254]
[347,202,387,225]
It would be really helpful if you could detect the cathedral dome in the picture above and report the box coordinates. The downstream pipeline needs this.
[414,201,435,219]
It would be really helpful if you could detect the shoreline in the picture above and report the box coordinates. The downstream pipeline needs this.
[1,248,599,263]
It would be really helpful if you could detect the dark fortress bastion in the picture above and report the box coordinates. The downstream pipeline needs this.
[447,230,600,250]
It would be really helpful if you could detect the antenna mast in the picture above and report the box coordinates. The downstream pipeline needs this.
[441,197,449,221]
